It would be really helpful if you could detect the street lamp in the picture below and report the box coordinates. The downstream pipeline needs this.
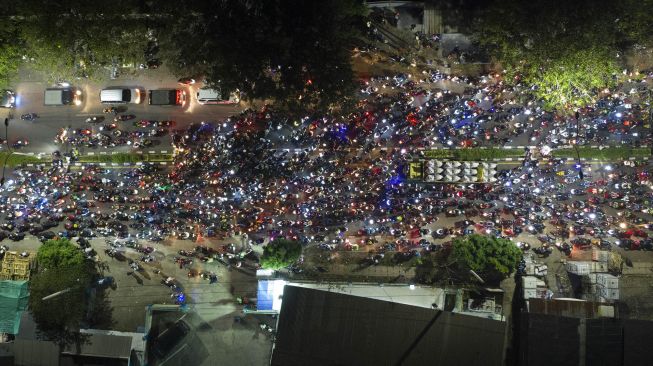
[0,117,11,186]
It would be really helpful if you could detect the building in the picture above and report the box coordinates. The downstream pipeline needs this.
[0,252,33,281]
[271,285,507,366]
[519,298,653,366]
[4,311,144,366]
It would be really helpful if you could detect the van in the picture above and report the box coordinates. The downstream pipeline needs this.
[196,87,239,105]
[100,87,142,104]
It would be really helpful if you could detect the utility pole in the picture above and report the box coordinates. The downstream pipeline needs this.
[1,118,11,186]
[648,89,652,158]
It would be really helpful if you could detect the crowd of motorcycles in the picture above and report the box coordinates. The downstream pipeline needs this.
[0,67,651,306]
[53,108,174,149]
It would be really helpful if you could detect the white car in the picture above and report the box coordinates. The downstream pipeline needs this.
[100,87,143,104]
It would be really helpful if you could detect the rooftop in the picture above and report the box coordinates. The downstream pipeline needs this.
[272,285,506,366]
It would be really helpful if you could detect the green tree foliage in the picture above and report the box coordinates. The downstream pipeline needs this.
[152,0,366,112]
[36,238,85,271]
[451,234,521,283]
[16,0,149,81]
[474,0,643,111]
[28,265,92,348]
[0,21,23,87]
[260,238,302,270]
[30,237,94,348]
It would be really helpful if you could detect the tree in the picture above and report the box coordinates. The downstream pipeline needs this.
[29,238,94,348]
[0,21,23,87]
[36,238,85,270]
[473,0,634,111]
[450,234,521,284]
[152,0,366,113]
[260,238,302,270]
[28,265,92,348]
[16,0,149,81]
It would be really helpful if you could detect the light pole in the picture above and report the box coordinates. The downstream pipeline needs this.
[1,117,12,186]
[648,88,653,155]
[573,110,583,180]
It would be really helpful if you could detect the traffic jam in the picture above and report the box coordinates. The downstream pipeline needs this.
[0,69,651,293]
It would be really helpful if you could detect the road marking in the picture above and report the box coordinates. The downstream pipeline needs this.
[160,150,168,153]
[87,152,94,155]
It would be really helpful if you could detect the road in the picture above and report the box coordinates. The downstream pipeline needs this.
[0,66,648,158]
[0,68,244,153]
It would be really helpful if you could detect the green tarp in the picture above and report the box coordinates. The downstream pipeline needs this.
[0,280,29,334]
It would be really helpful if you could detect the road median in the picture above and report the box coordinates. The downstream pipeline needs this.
[0,152,174,167]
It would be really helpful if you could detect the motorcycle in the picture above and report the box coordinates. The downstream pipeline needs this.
[114,114,135,122]
[86,116,103,123]
[12,139,29,149]
[20,113,38,121]
[99,123,117,131]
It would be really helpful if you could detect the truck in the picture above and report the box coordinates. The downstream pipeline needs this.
[44,86,82,106]
[148,89,186,106]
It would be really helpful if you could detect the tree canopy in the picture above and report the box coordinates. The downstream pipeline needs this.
[36,238,86,270]
[150,0,366,112]
[15,0,149,81]
[450,234,521,284]
[260,238,302,270]
[28,265,92,348]
[30,238,94,348]
[0,0,366,109]
[0,21,23,87]
[474,0,652,111]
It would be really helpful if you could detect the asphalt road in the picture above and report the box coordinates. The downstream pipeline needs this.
[0,70,244,154]
[1,67,648,156]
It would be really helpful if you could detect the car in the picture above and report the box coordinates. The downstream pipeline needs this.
[100,87,143,104]
[149,89,186,106]
[196,87,240,104]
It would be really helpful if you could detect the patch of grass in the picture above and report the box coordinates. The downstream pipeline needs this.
[0,152,48,166]
[552,147,650,160]
[77,153,173,164]
[423,148,524,161]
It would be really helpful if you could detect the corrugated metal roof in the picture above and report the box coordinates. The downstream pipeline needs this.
[272,285,506,366]
[13,339,60,366]
[62,332,132,359]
